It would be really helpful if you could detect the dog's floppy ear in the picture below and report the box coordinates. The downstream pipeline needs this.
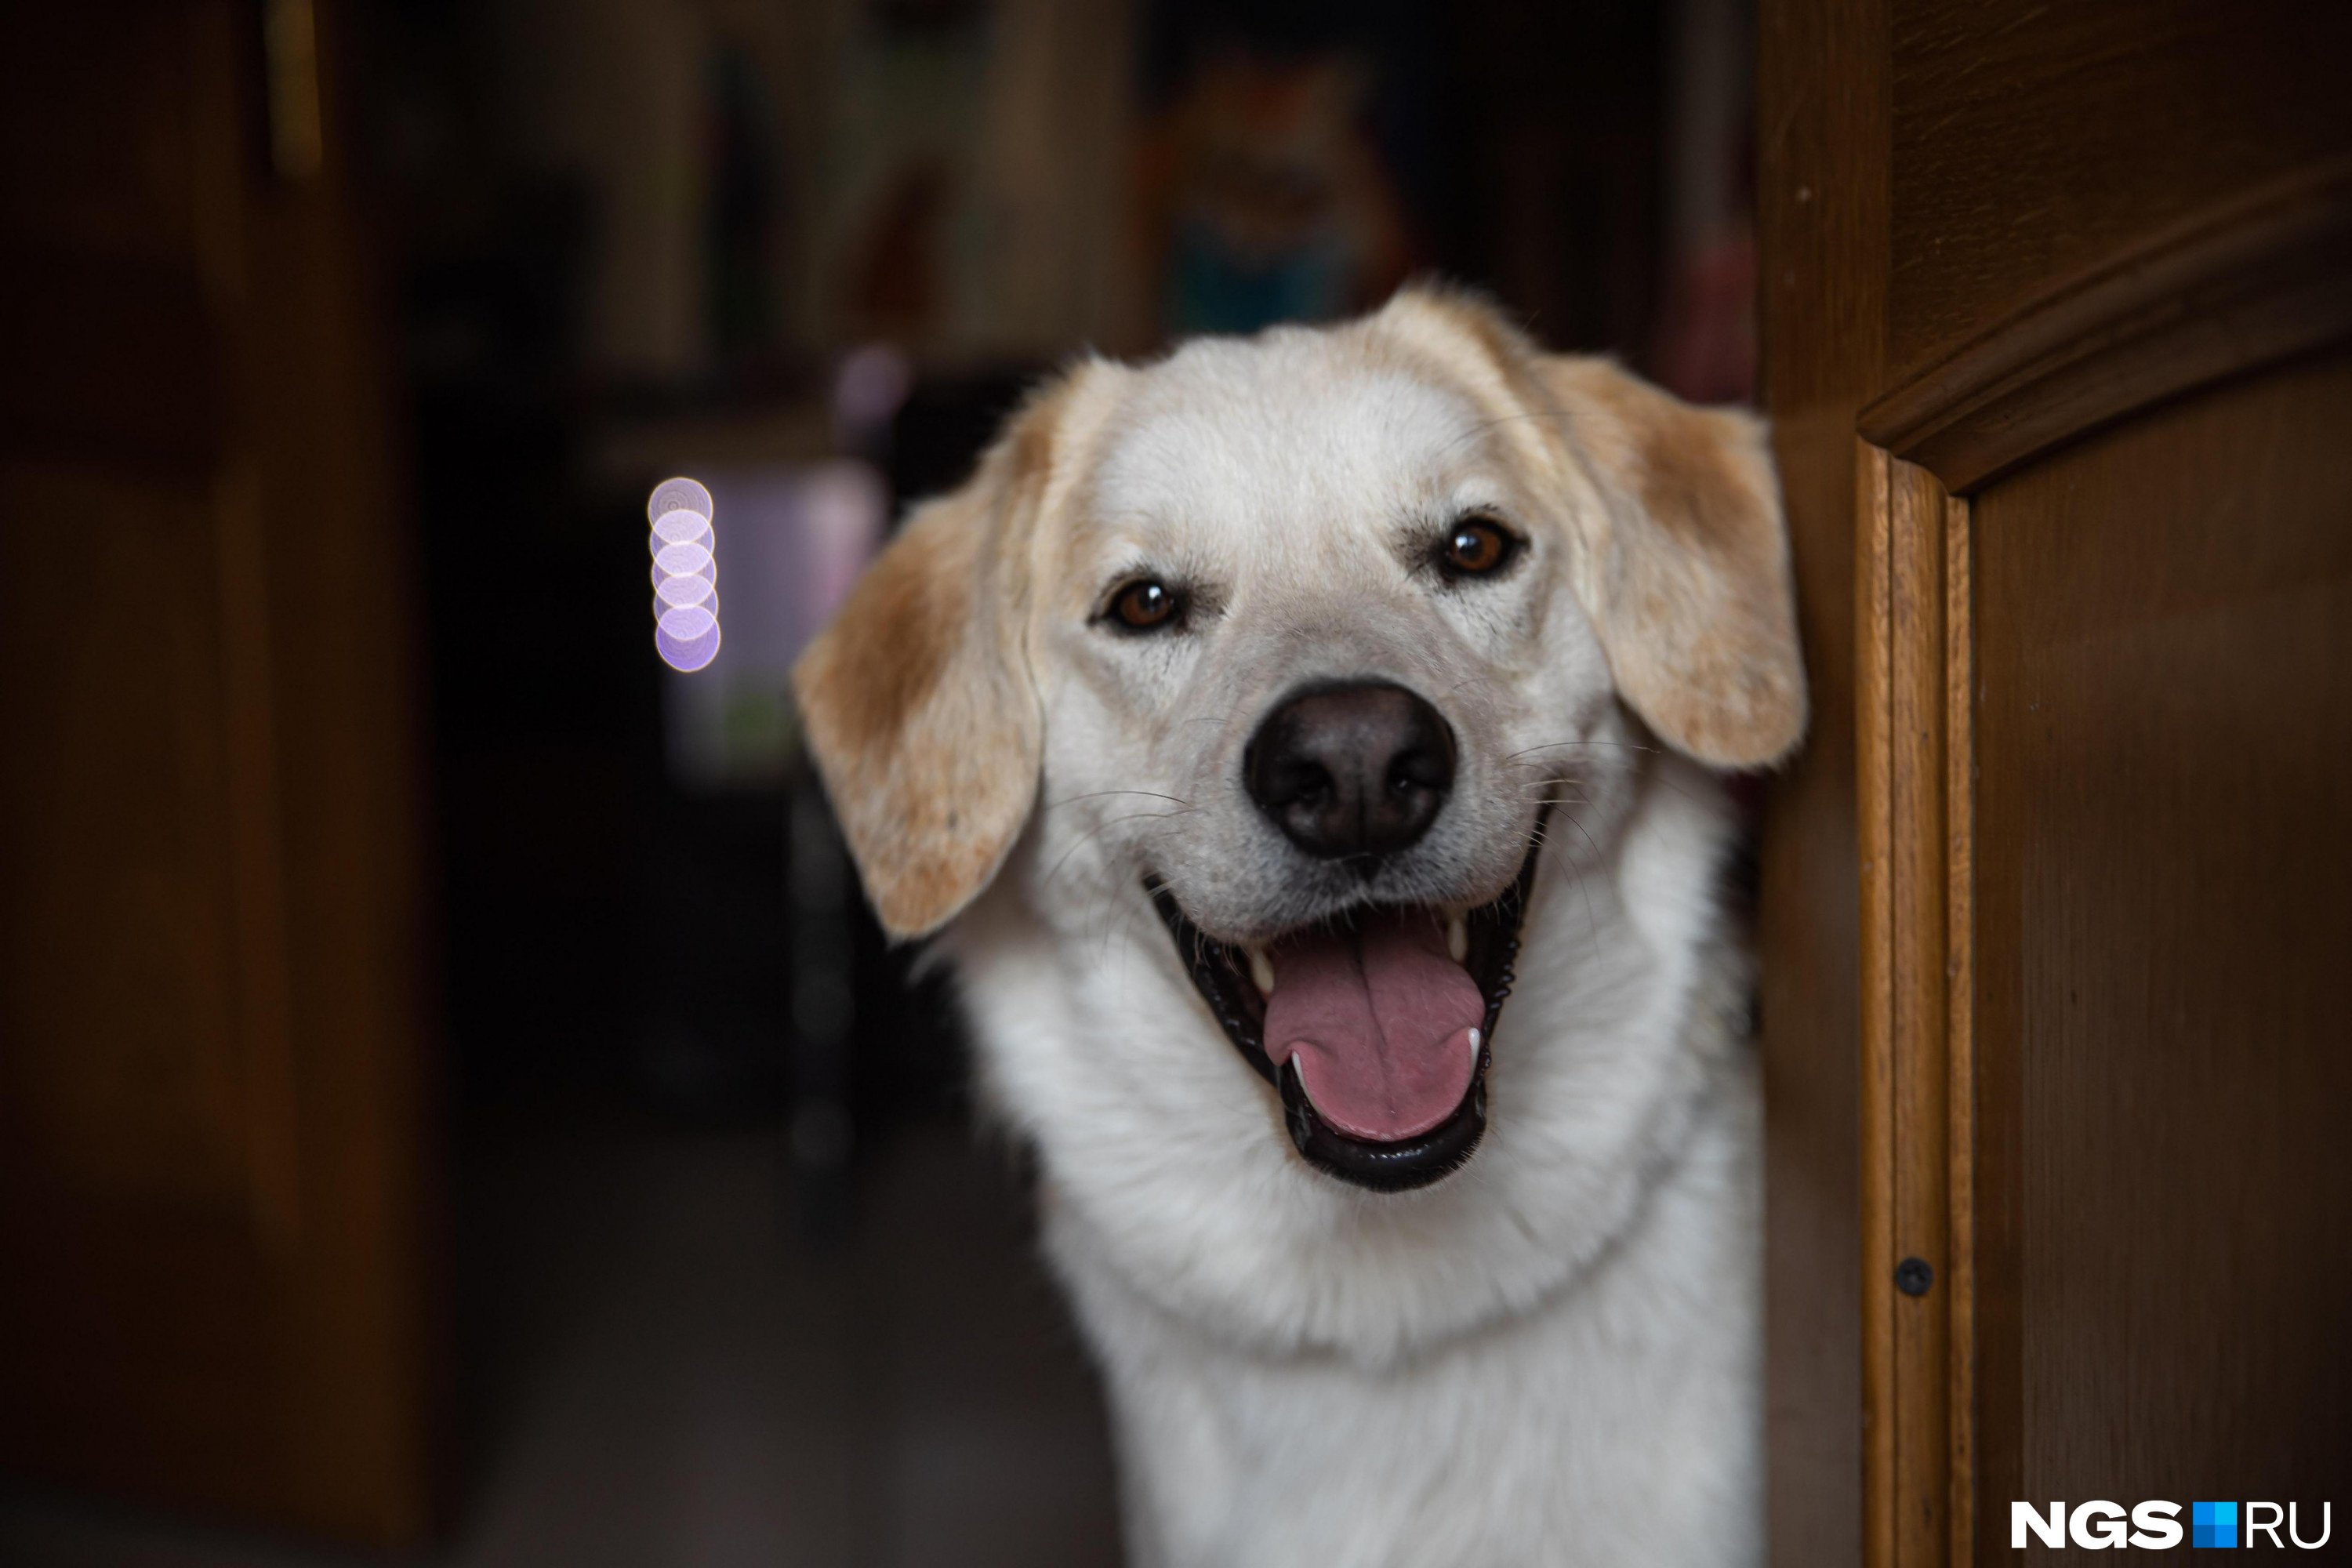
[792,383,1069,938]
[1528,354,1806,769]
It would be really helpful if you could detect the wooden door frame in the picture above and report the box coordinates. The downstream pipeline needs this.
[1847,158,2352,1568]
[1856,446,1972,1567]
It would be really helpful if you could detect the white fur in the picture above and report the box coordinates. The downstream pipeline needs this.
[948,763,1759,1566]
[900,304,1772,1565]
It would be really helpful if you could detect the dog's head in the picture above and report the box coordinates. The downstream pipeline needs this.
[795,287,1801,1201]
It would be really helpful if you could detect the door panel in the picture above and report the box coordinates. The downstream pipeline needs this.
[1762,1,2352,1563]
[0,0,433,1544]
[1888,1,2352,376]
[1973,350,2352,1526]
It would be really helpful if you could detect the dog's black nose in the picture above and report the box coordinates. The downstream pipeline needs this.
[1245,681,1455,866]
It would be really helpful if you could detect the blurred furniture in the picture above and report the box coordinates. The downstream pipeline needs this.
[1759,0,2352,1563]
[0,0,433,1544]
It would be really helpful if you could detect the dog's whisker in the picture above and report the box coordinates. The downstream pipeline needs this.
[1044,789,1195,811]
[1040,807,1200,888]
[1548,808,1609,946]
[1503,738,1660,761]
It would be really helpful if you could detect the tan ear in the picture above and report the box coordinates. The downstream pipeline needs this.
[1529,355,1807,769]
[791,384,1068,937]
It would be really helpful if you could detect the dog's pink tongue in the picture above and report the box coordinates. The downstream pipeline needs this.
[1261,910,1484,1142]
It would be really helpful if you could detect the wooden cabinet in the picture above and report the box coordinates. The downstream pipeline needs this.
[0,1,434,1544]
[1759,2,2352,1563]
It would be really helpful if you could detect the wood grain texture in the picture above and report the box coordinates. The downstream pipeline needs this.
[1940,491,1973,1568]
[1860,450,1965,1568]
[1971,347,2352,1547]
[1888,456,1951,1568]
[1856,444,1896,1568]
[1755,0,1886,1558]
[1886,0,2352,380]
[1780,5,2351,1563]
[1859,160,2352,493]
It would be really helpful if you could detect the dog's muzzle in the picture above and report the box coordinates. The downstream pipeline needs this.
[1146,820,1543,1193]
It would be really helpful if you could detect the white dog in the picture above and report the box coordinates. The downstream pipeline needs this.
[793,289,1803,1566]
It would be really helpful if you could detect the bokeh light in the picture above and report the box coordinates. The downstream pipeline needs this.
[648,478,720,672]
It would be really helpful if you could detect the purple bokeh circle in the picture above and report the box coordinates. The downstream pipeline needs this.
[648,479,719,673]
[648,477,713,524]
[654,572,714,608]
[656,619,721,673]
[652,540,713,578]
[651,510,710,552]
[659,604,717,641]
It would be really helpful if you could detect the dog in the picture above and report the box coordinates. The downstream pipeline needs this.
[793,287,1803,1566]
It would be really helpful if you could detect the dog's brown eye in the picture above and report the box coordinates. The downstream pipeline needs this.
[1439,517,1516,578]
[1111,579,1180,631]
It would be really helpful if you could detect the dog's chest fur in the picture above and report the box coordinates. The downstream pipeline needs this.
[943,760,1763,1568]
[1054,1069,1757,1567]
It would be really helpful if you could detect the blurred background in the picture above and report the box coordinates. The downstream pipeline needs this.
[0,0,1762,1561]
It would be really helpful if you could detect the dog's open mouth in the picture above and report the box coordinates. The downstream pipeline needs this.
[1146,829,1543,1193]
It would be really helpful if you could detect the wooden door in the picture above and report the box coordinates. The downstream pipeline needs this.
[1759,2,2352,1563]
[0,0,435,1544]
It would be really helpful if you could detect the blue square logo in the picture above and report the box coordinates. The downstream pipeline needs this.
[2193,1501,2238,1548]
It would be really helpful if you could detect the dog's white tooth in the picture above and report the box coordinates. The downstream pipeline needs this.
[1468,1026,1483,1057]
[1248,946,1276,996]
[1446,913,1469,964]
